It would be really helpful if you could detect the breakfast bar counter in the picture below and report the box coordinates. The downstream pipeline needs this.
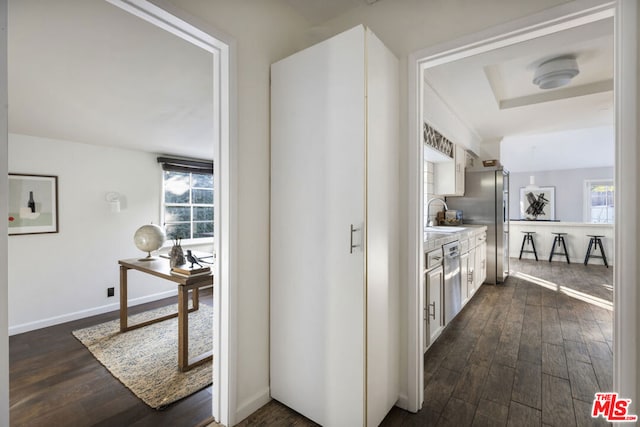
[509,221,614,265]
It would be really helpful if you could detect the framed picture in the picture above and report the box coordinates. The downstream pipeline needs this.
[8,174,59,235]
[519,186,555,220]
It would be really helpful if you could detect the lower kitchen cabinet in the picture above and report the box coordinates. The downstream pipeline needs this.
[475,241,487,287]
[461,249,475,303]
[425,265,444,351]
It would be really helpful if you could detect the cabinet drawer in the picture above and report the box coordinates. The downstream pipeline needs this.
[460,238,469,254]
[475,233,487,247]
[426,248,443,270]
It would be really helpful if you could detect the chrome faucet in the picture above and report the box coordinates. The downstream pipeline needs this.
[426,198,448,227]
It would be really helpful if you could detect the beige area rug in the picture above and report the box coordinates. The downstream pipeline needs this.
[72,303,213,409]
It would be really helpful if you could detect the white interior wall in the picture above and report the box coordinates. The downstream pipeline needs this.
[7,133,175,334]
[163,0,310,422]
[509,167,614,222]
[423,82,481,154]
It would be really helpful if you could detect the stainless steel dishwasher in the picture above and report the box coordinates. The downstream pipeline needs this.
[442,240,462,324]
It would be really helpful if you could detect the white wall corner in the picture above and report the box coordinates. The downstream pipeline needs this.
[480,138,502,162]
[395,393,409,411]
[234,386,271,424]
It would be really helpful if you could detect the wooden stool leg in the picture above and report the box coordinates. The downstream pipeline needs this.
[597,238,609,268]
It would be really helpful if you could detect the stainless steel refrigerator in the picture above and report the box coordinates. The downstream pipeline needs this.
[447,167,509,284]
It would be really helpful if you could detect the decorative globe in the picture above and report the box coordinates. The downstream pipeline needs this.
[133,224,166,260]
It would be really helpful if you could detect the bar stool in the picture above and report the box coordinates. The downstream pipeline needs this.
[519,231,538,261]
[584,235,609,268]
[549,232,570,264]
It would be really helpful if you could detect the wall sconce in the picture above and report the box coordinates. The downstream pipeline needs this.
[105,192,121,213]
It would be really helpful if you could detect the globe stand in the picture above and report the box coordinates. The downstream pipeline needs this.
[133,224,166,263]
[138,251,157,262]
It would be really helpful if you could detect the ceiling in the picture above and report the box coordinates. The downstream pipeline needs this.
[9,0,614,170]
[8,0,214,159]
[423,17,614,171]
[284,0,364,26]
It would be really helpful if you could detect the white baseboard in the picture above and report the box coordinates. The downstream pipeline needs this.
[395,393,409,411]
[234,386,271,424]
[8,289,178,336]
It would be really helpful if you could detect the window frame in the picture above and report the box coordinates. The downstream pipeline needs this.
[159,158,214,246]
[584,179,615,224]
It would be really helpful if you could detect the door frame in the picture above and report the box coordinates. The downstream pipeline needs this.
[103,1,238,424]
[406,0,636,412]
[0,0,8,424]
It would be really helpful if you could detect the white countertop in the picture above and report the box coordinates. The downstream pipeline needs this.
[424,224,487,252]
[509,220,613,227]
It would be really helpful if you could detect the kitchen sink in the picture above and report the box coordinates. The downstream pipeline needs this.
[425,226,467,233]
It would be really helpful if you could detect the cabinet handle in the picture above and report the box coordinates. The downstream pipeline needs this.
[350,224,361,254]
[428,302,436,320]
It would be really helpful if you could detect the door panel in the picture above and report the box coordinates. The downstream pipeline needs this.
[271,26,366,426]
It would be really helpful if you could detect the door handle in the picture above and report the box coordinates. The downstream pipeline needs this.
[428,302,436,320]
[350,224,361,254]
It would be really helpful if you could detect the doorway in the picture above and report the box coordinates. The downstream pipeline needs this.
[105,2,234,421]
[1,0,235,424]
[407,0,637,414]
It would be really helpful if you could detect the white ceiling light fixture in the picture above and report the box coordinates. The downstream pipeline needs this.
[533,56,580,90]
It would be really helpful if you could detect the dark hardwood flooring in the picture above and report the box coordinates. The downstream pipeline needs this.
[10,289,214,427]
[11,259,614,427]
[232,258,614,427]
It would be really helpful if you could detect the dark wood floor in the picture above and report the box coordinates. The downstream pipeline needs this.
[234,258,614,427]
[10,289,214,427]
[11,259,613,427]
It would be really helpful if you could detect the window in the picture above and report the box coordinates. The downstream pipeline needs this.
[585,179,614,224]
[159,157,214,242]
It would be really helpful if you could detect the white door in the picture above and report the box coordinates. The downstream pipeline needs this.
[271,26,366,426]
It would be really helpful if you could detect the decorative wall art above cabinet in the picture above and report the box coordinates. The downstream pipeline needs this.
[423,122,454,160]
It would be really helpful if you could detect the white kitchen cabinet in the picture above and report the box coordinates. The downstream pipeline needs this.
[270,25,399,427]
[426,265,444,349]
[460,248,476,307]
[467,246,476,298]
[475,236,487,289]
[434,143,466,196]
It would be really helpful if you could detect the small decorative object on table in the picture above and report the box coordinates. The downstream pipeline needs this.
[133,223,166,261]
[185,249,203,268]
[168,238,185,268]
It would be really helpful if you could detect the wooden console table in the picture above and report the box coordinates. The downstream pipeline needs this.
[118,257,214,372]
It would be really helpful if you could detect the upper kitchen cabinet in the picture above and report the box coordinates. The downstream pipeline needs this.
[434,144,466,196]
[423,121,466,196]
[271,26,400,427]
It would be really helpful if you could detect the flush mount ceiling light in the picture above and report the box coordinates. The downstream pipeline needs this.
[532,56,579,90]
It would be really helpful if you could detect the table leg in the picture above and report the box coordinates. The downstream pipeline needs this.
[120,266,128,332]
[178,285,189,371]
[192,288,199,310]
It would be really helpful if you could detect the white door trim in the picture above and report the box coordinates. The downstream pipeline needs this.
[613,0,637,415]
[407,0,634,413]
[0,0,9,424]
[104,1,237,424]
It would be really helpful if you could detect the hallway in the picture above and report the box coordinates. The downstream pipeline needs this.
[408,258,613,426]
